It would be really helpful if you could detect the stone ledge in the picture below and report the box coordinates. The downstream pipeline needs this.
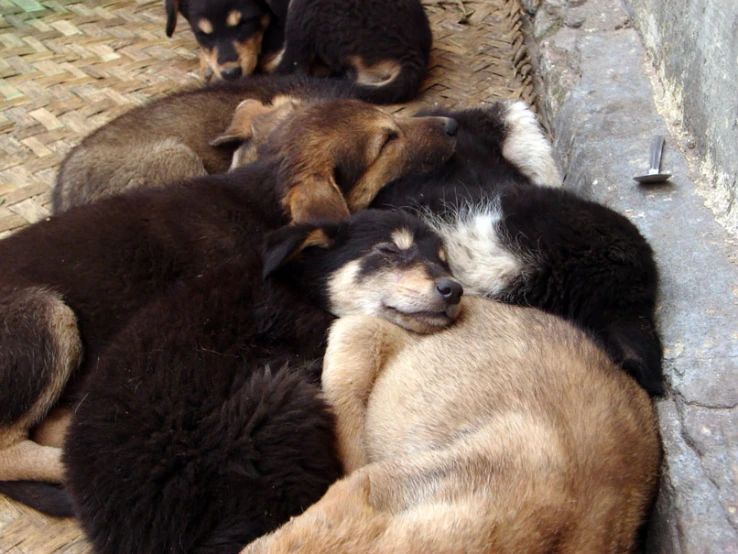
[526,0,738,551]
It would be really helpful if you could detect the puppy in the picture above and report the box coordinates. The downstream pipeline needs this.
[371,101,664,395]
[53,75,356,213]
[268,0,432,104]
[165,0,277,80]
[64,210,462,554]
[165,0,431,103]
[0,99,457,510]
[242,296,662,553]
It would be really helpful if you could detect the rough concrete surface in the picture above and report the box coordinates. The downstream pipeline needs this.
[526,0,738,552]
[624,0,738,241]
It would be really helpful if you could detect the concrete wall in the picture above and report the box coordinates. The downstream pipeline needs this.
[526,1,738,551]
[624,0,738,239]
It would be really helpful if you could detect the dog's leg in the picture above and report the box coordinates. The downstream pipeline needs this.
[0,286,82,482]
[31,406,73,448]
[322,315,412,473]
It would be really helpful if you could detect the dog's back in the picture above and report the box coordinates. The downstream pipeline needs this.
[275,0,431,104]
[54,75,356,212]
[243,297,661,553]
[362,298,660,551]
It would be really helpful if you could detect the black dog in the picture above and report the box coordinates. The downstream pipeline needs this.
[63,209,461,554]
[372,101,664,395]
[0,99,457,515]
[165,0,431,103]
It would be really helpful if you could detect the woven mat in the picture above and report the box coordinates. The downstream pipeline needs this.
[0,0,535,550]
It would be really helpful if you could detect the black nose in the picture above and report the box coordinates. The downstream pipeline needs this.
[221,66,242,80]
[443,118,458,137]
[436,279,463,304]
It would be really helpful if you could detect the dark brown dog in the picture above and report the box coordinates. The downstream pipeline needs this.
[53,75,356,213]
[63,209,462,554]
[0,99,457,507]
[242,296,661,553]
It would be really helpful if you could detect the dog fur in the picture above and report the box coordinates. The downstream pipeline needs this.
[53,75,356,213]
[269,0,432,104]
[63,210,461,554]
[242,295,662,554]
[371,101,664,395]
[0,99,457,507]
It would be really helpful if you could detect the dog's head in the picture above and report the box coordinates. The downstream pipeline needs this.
[263,210,463,333]
[165,0,273,80]
[215,98,458,223]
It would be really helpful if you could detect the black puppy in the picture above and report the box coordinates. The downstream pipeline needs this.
[64,210,461,554]
[269,0,432,103]
[372,101,665,395]
[166,0,431,103]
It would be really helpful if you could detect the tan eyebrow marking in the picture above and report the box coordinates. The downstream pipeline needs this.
[391,228,414,250]
[197,18,214,34]
[438,247,447,263]
[226,10,242,27]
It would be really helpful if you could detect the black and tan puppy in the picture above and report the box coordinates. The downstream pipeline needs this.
[165,0,431,103]
[64,210,461,554]
[53,75,356,213]
[371,101,664,395]
[165,0,278,80]
[243,296,661,554]
[0,99,457,509]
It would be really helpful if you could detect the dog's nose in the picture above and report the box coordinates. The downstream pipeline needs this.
[221,66,242,80]
[436,279,463,304]
[443,118,458,137]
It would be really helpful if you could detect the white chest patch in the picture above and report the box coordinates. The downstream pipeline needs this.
[424,205,523,297]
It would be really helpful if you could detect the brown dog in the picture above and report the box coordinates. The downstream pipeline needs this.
[242,296,661,553]
[0,98,457,509]
[53,75,356,213]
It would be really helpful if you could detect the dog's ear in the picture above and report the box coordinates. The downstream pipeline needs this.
[284,173,351,224]
[210,97,300,147]
[165,0,179,37]
[263,0,289,21]
[262,223,338,279]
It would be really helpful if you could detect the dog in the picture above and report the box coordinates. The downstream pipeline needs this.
[165,0,431,104]
[369,101,664,395]
[241,295,662,553]
[165,0,277,80]
[62,209,462,554]
[53,75,357,213]
[0,99,457,513]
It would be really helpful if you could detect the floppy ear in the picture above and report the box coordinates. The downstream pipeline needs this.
[284,173,351,224]
[165,0,179,37]
[210,97,300,147]
[262,224,337,279]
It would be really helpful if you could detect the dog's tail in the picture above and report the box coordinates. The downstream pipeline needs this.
[0,480,75,518]
[352,55,428,105]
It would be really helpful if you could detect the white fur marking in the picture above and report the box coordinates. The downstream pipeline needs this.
[424,204,524,297]
[502,101,562,187]
[391,228,414,250]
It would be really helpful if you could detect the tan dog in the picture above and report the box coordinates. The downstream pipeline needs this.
[242,296,661,553]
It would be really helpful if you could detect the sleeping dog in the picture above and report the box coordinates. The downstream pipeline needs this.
[63,210,462,554]
[165,0,431,103]
[370,101,664,395]
[242,295,661,553]
[0,99,457,515]
[53,75,357,213]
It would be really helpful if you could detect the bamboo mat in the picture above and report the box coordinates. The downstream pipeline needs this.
[0,0,536,551]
